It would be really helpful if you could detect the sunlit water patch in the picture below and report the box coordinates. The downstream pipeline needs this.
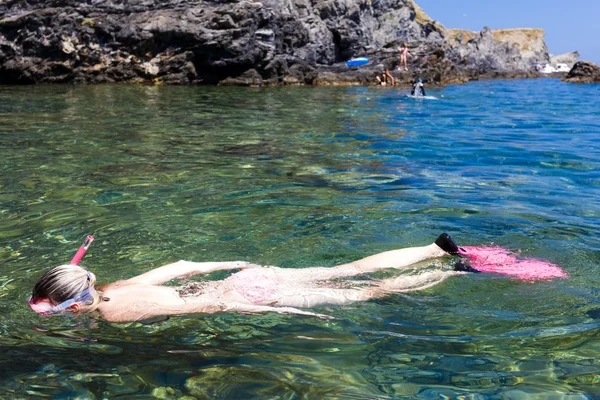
[0,79,599,398]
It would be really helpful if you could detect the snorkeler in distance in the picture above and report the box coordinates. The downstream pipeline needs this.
[29,233,473,323]
[411,78,426,97]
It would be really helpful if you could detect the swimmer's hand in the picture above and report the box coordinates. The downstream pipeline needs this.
[234,261,262,270]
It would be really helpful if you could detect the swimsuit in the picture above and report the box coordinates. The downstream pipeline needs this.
[225,268,279,305]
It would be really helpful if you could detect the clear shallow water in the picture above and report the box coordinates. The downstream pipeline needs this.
[0,79,599,398]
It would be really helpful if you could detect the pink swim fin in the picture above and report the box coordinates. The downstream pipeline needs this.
[459,246,567,281]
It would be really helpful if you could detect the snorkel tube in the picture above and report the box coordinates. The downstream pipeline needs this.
[70,235,94,265]
[29,235,96,316]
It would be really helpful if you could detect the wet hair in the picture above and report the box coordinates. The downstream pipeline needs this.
[32,264,96,305]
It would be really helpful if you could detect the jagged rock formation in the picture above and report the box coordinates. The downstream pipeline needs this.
[446,27,550,66]
[491,28,549,64]
[563,61,600,83]
[551,51,580,68]
[0,0,539,85]
[444,27,532,75]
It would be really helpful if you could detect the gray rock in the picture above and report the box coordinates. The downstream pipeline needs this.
[563,61,600,83]
[0,0,542,85]
[550,51,580,68]
[446,27,530,74]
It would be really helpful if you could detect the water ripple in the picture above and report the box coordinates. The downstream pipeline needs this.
[0,79,599,398]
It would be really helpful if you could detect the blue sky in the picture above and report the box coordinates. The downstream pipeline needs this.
[416,0,600,64]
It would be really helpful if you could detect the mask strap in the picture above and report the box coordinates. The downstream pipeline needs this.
[30,281,96,316]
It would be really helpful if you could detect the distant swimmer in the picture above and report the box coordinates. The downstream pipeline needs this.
[411,78,426,97]
[30,233,478,323]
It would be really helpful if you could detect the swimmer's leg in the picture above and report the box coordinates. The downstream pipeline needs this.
[280,234,461,282]
[272,271,457,308]
[332,233,461,274]
[338,243,444,271]
[377,270,458,293]
[272,285,384,308]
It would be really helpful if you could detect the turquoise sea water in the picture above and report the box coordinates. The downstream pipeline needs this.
[0,79,599,399]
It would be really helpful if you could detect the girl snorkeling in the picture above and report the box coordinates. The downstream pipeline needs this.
[31,233,566,323]
[29,233,468,322]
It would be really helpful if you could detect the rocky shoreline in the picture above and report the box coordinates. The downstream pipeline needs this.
[563,61,600,83]
[0,0,573,86]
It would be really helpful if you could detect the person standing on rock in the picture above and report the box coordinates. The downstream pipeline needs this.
[399,43,412,71]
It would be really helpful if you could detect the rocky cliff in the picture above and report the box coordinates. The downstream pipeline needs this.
[551,51,580,67]
[444,27,533,75]
[0,0,539,85]
[491,28,549,64]
[446,27,550,66]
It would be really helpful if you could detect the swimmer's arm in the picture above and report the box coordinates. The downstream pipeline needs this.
[124,261,261,285]
[227,303,334,320]
[107,301,333,322]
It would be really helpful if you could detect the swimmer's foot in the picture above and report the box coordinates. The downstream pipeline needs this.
[435,233,466,256]
[454,261,480,273]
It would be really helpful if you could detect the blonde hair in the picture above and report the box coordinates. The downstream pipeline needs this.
[32,265,101,311]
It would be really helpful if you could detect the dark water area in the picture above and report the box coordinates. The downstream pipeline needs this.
[0,79,599,398]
